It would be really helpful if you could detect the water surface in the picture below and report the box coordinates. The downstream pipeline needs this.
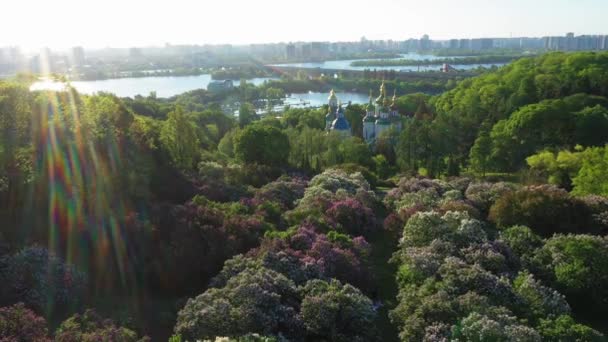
[30,75,277,98]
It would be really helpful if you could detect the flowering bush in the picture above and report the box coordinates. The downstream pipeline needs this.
[253,226,373,290]
[438,257,521,310]
[174,267,303,341]
[383,213,404,235]
[252,176,308,210]
[538,315,604,341]
[307,169,370,194]
[489,185,595,236]
[579,195,608,232]
[325,198,376,236]
[384,177,450,210]
[394,188,440,214]
[437,200,481,219]
[300,279,377,342]
[400,211,485,249]
[499,225,543,266]
[464,181,518,213]
[461,241,519,275]
[55,309,147,342]
[534,234,608,312]
[165,200,268,292]
[452,312,542,341]
[197,162,249,202]
[0,303,50,341]
[513,272,570,321]
[0,246,86,313]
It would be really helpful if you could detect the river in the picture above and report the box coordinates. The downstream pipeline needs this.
[29,53,504,102]
[29,75,277,98]
[270,52,506,72]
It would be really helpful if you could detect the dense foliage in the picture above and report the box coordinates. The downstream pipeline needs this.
[1,51,608,340]
[388,177,605,341]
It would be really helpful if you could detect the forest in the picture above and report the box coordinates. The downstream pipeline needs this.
[0,51,607,341]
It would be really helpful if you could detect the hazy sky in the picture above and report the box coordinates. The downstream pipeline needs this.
[3,0,607,50]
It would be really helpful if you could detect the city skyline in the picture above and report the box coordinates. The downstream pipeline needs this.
[2,0,607,50]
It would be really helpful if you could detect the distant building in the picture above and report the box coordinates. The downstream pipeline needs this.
[471,38,493,50]
[459,39,471,50]
[129,47,143,58]
[285,43,296,59]
[70,46,85,66]
[207,79,234,93]
[544,33,606,51]
[325,89,351,138]
[362,81,403,144]
[419,34,431,50]
[310,42,329,59]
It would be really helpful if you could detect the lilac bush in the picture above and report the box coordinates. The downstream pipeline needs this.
[252,176,308,210]
[55,309,147,342]
[0,303,50,341]
[325,198,376,236]
[0,246,86,313]
[300,279,377,342]
[464,181,518,213]
[174,267,303,341]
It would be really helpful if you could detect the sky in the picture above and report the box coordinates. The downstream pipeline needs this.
[2,0,607,51]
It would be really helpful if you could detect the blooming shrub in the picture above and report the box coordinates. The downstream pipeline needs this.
[300,279,377,342]
[55,309,147,342]
[252,176,308,210]
[461,242,519,275]
[513,272,570,321]
[452,312,542,342]
[579,195,608,232]
[197,162,249,202]
[400,211,484,249]
[0,246,86,313]
[437,200,481,220]
[388,198,595,341]
[538,315,605,341]
[534,234,608,312]
[383,213,404,236]
[174,267,303,341]
[499,225,543,265]
[0,303,50,341]
[307,169,370,194]
[325,198,376,236]
[255,226,373,290]
[166,200,268,292]
[294,170,376,213]
[464,181,518,213]
[384,177,450,210]
[489,185,595,236]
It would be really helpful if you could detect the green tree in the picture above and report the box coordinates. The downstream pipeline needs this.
[373,154,390,179]
[574,105,608,147]
[234,124,289,166]
[469,122,493,176]
[238,102,257,128]
[344,104,365,138]
[160,106,200,170]
[572,145,608,196]
[339,137,373,168]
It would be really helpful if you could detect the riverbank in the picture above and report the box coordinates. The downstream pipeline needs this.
[351,55,523,67]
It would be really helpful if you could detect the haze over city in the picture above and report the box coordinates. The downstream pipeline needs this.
[3,0,608,49]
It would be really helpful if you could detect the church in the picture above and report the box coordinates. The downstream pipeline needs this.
[324,89,352,137]
[325,81,403,143]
